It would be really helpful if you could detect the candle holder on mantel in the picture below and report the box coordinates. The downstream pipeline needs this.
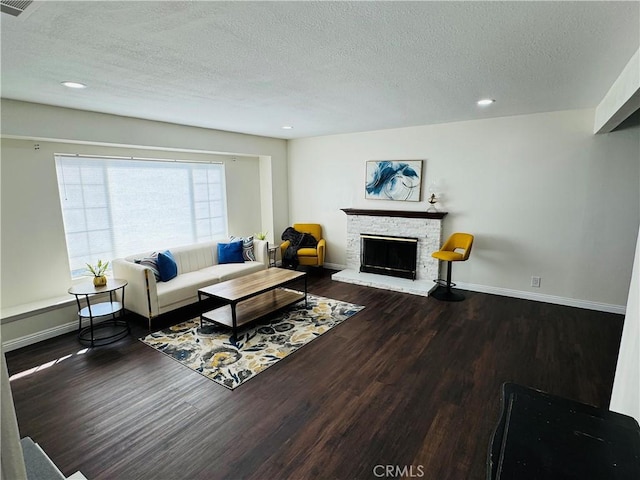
[427,193,438,213]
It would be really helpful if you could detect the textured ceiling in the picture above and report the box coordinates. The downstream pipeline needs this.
[1,1,639,139]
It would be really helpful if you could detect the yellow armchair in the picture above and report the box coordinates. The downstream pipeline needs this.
[280,223,326,267]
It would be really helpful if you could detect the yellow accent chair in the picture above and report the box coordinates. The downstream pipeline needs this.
[430,232,474,302]
[280,223,326,267]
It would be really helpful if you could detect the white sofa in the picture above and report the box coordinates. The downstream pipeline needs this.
[112,240,268,327]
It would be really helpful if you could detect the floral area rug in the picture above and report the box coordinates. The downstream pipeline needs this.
[140,293,364,389]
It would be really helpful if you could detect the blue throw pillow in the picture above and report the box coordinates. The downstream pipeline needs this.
[218,241,245,264]
[157,250,178,281]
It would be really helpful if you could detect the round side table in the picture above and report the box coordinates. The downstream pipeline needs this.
[68,279,129,347]
[268,246,278,268]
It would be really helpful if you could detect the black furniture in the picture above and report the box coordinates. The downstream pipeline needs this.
[488,382,640,479]
[68,279,129,347]
[268,245,278,267]
[197,268,307,342]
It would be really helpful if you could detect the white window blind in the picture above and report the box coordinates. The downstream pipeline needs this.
[55,155,228,277]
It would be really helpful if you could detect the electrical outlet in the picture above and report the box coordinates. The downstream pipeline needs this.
[531,276,541,288]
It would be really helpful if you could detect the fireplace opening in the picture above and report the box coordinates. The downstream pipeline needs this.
[360,234,418,280]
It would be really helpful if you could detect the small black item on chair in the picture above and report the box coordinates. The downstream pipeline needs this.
[429,232,474,302]
[281,226,318,269]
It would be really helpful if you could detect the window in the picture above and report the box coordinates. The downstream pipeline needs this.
[55,155,227,277]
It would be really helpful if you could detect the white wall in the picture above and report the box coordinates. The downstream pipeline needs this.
[0,138,261,307]
[0,99,289,237]
[0,100,288,345]
[288,108,640,309]
[611,226,640,422]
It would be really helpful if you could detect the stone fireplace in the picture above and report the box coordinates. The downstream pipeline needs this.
[332,208,446,296]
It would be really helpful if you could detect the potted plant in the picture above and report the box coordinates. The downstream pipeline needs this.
[255,231,269,249]
[86,260,109,287]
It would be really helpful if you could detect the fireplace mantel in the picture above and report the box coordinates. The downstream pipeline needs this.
[341,208,447,220]
[333,206,445,296]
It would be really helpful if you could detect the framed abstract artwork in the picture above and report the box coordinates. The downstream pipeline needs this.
[365,160,423,201]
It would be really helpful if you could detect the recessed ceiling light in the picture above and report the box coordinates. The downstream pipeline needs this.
[282,125,293,130]
[477,99,495,106]
[61,81,87,89]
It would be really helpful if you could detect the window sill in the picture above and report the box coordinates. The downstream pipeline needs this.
[1,295,76,324]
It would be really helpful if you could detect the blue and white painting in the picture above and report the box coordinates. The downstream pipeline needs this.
[365,160,422,201]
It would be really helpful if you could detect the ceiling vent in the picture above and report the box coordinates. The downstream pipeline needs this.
[1,0,33,17]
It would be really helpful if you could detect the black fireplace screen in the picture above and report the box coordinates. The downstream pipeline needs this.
[360,234,418,280]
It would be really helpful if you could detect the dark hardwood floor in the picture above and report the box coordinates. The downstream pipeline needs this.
[5,269,624,479]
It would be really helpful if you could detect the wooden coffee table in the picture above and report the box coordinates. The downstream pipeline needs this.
[197,268,307,341]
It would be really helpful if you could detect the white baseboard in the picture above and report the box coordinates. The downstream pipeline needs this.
[2,320,78,352]
[3,315,119,352]
[3,275,624,352]
[455,281,626,315]
[326,268,625,314]
[323,262,346,270]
